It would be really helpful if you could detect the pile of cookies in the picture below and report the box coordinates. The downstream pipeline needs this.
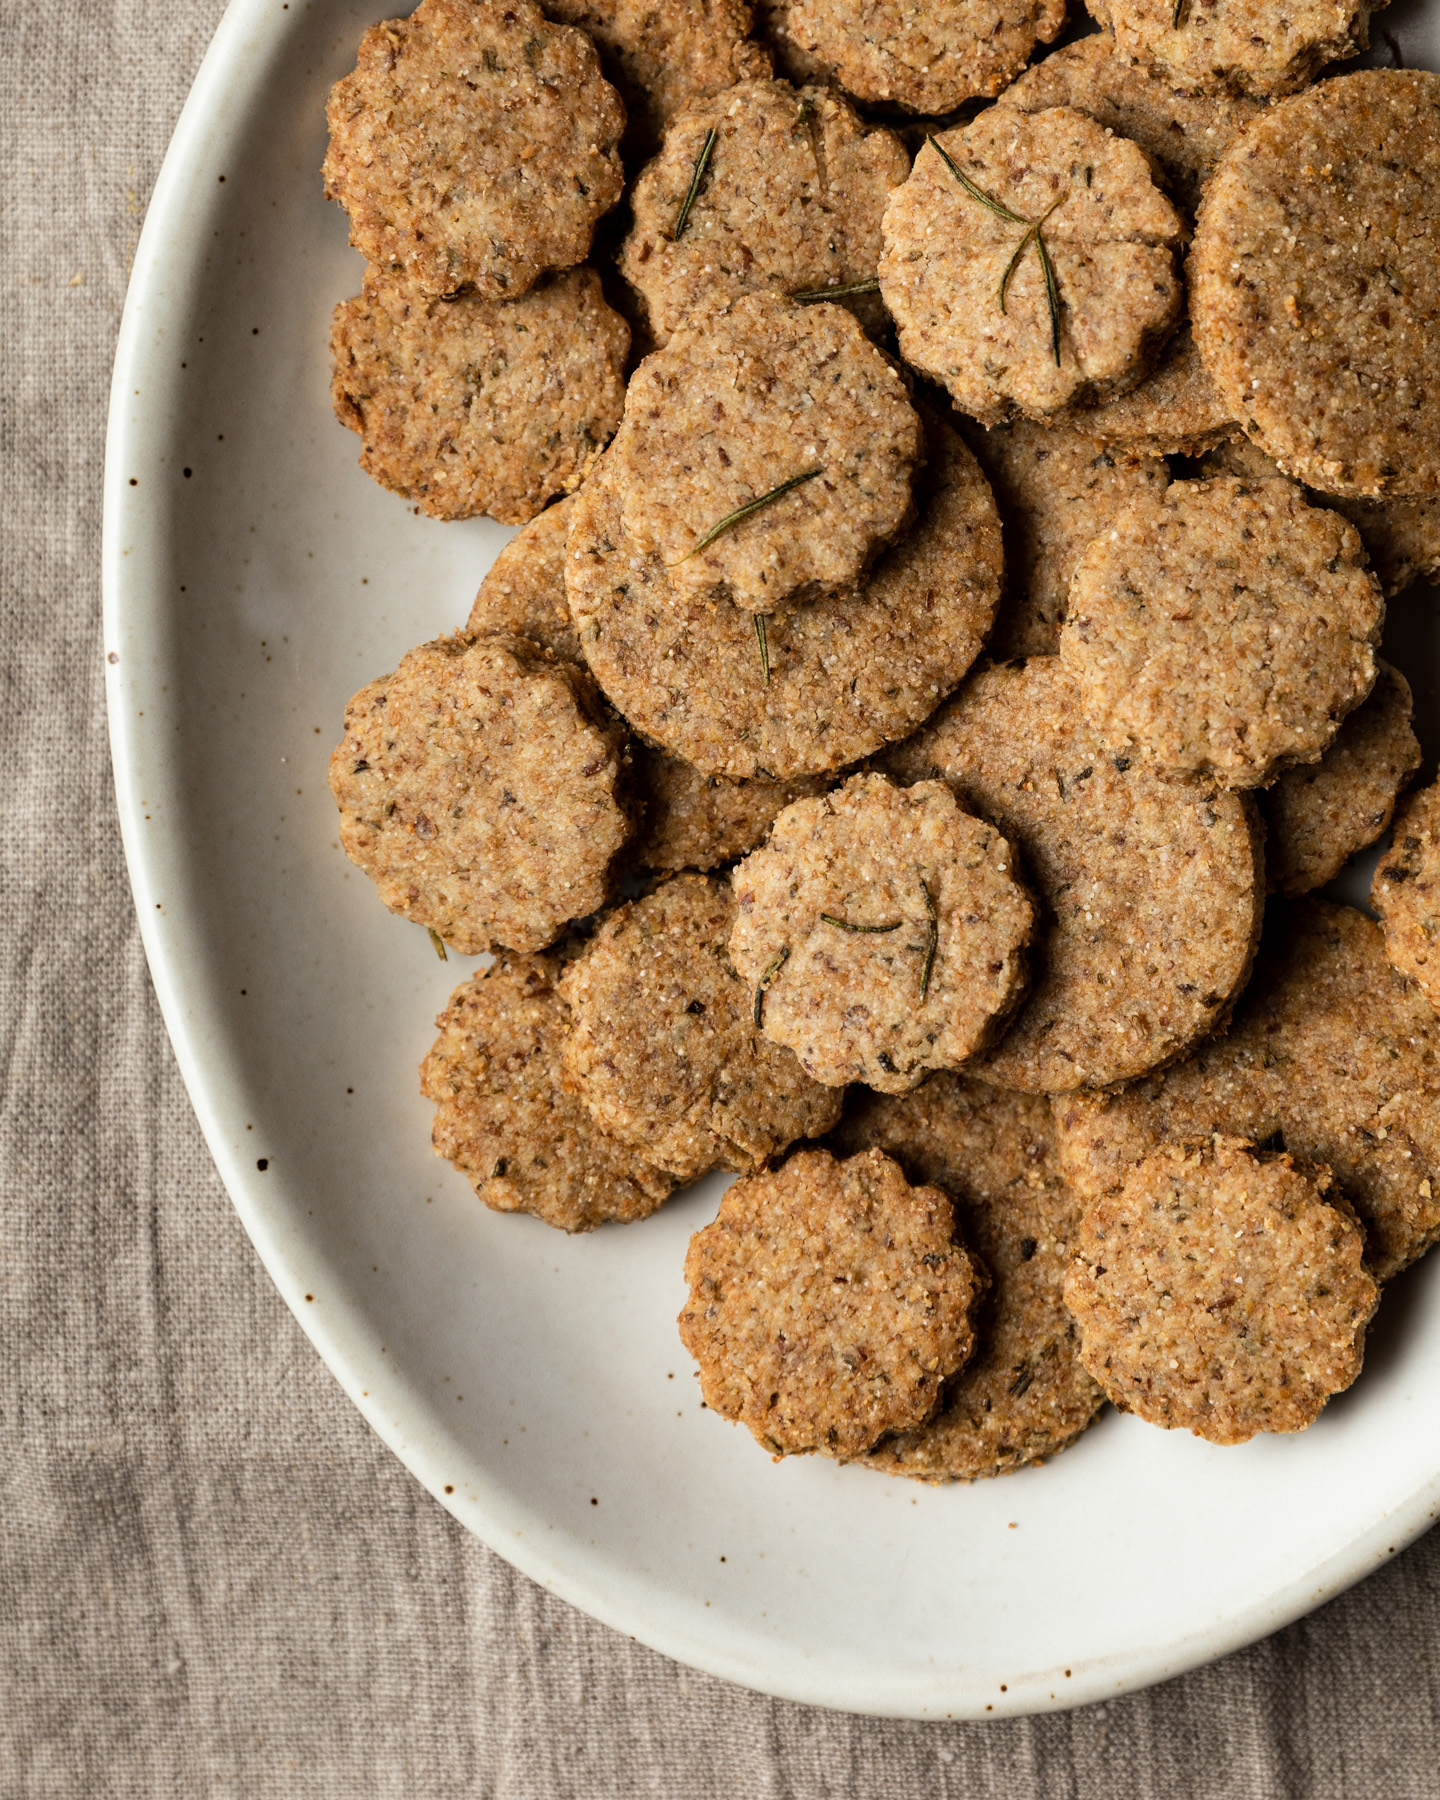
[322,0,1440,1476]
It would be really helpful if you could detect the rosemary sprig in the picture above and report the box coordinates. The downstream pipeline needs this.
[668,467,823,566]
[820,913,902,933]
[926,134,1065,369]
[793,277,882,303]
[1172,0,1187,23]
[673,126,717,240]
[918,878,938,1002]
[754,612,770,688]
[753,946,789,1027]
[427,928,448,962]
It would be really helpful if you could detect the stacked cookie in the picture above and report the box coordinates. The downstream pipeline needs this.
[322,0,1440,1476]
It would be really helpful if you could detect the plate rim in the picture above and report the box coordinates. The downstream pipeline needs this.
[102,0,1440,1719]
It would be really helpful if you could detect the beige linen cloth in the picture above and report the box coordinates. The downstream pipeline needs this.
[5,3,1440,1794]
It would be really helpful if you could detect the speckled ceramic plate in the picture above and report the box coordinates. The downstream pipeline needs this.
[103,0,1440,1718]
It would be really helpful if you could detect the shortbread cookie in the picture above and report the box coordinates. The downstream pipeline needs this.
[996,32,1265,216]
[1053,899,1440,1280]
[619,81,906,343]
[1058,323,1236,457]
[883,657,1262,1093]
[1060,476,1383,788]
[678,1146,986,1457]
[611,294,920,609]
[421,953,675,1231]
[1065,1136,1377,1444]
[632,756,829,872]
[830,1078,1105,1481]
[961,417,1169,658]
[1372,782,1440,1013]
[730,773,1034,1092]
[330,633,630,954]
[1265,660,1419,896]
[566,412,1002,778]
[1086,0,1386,99]
[467,497,583,662]
[560,873,842,1182]
[322,0,625,299]
[332,269,628,525]
[781,0,1066,115]
[1203,435,1440,599]
[881,109,1184,424]
[542,0,772,154]
[1192,71,1440,499]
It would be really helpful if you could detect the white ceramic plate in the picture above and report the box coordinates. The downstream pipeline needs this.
[104,0,1440,1718]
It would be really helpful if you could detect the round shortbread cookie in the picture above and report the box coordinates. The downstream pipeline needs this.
[541,0,772,155]
[559,873,842,1182]
[829,1078,1105,1481]
[961,416,1169,659]
[1065,1135,1377,1445]
[421,953,675,1231]
[880,109,1184,425]
[1202,434,1440,599]
[329,633,631,955]
[882,657,1262,1094]
[1060,476,1384,788]
[1056,323,1236,457]
[730,773,1035,1092]
[610,294,920,610]
[565,412,1003,779]
[780,0,1066,115]
[678,1146,986,1457]
[1372,781,1440,1014]
[322,0,625,300]
[1265,659,1419,897]
[1052,898,1440,1281]
[619,81,906,344]
[631,757,830,872]
[467,496,583,663]
[1086,0,1386,99]
[1191,71,1440,499]
[331,269,628,526]
[995,32,1265,217]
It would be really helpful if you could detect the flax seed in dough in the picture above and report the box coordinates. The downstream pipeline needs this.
[1265,659,1419,897]
[1202,435,1440,599]
[1052,898,1440,1281]
[330,633,631,955]
[1372,782,1440,1014]
[730,773,1034,1092]
[1059,476,1384,789]
[882,656,1262,1094]
[781,0,1066,116]
[560,873,842,1182]
[619,81,907,344]
[541,0,772,156]
[467,497,583,662]
[678,1147,986,1457]
[610,294,920,610]
[332,269,629,525]
[1191,71,1440,500]
[565,411,1003,779]
[961,417,1168,658]
[1065,1135,1376,1445]
[322,0,625,300]
[631,756,830,872]
[829,1078,1105,1480]
[421,953,675,1231]
[1059,325,1236,458]
[996,32,1265,217]
[1086,0,1387,99]
[880,109,1184,425]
